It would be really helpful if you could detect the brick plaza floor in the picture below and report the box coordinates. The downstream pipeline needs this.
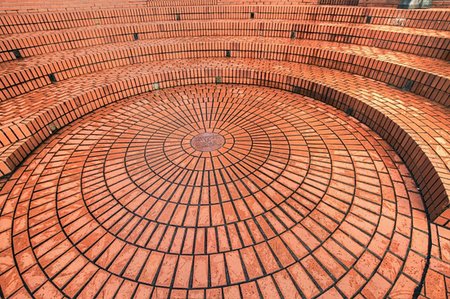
[1,84,441,298]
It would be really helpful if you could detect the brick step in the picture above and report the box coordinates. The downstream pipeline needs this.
[0,58,448,225]
[0,37,448,104]
[1,6,448,35]
[1,20,449,63]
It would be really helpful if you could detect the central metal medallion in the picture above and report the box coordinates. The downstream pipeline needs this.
[191,132,225,152]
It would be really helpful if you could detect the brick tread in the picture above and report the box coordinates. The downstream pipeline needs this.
[1,19,448,63]
[1,6,449,35]
[1,37,449,77]
[0,36,448,104]
[3,19,448,41]
[0,58,447,125]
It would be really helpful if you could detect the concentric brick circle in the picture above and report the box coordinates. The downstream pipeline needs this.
[3,85,427,298]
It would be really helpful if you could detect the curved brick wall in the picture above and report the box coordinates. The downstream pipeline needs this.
[0,0,448,12]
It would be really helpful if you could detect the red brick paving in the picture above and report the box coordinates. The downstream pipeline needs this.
[0,3,449,298]
[0,85,429,298]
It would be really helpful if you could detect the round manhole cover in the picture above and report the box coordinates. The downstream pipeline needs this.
[191,132,225,152]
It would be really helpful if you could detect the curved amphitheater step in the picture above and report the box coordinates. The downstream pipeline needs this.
[0,58,448,224]
[0,84,432,298]
[1,6,448,35]
[0,37,449,103]
[1,19,449,63]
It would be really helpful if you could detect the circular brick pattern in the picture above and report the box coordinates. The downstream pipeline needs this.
[4,85,426,298]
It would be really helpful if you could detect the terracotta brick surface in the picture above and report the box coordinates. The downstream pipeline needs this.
[0,37,448,104]
[0,3,449,298]
[319,0,359,5]
[0,36,448,104]
[0,0,147,13]
[0,57,448,221]
[146,0,449,7]
[0,0,448,13]
[421,223,450,298]
[1,19,448,64]
[0,84,430,298]
[1,6,448,35]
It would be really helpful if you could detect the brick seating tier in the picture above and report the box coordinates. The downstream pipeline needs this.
[1,6,448,35]
[0,58,448,226]
[2,20,449,63]
[0,37,448,104]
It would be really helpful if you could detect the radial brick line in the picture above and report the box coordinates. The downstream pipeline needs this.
[0,85,429,298]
